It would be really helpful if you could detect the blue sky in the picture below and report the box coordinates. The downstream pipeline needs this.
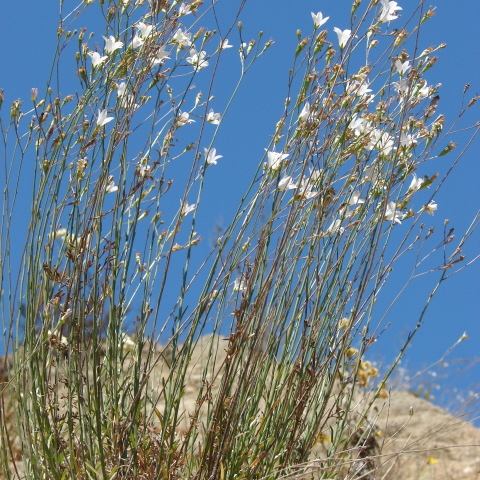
[1,1,479,416]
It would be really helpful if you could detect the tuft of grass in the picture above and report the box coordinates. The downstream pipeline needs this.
[0,1,478,479]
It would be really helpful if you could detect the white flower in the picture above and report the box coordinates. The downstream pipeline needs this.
[136,164,151,178]
[395,59,410,75]
[348,191,365,205]
[131,35,144,49]
[206,109,221,125]
[176,111,195,127]
[178,2,191,15]
[172,28,192,47]
[47,330,69,346]
[349,116,370,136]
[362,165,380,183]
[309,169,323,181]
[116,82,127,97]
[106,176,118,194]
[368,129,394,155]
[233,277,246,292]
[311,12,329,28]
[298,102,311,122]
[180,200,196,217]
[186,48,209,70]
[385,201,402,224]
[326,219,345,235]
[266,150,289,171]
[120,333,136,353]
[152,45,170,64]
[333,27,351,48]
[296,179,317,200]
[347,78,372,99]
[379,0,402,23]
[416,81,431,99]
[220,39,233,50]
[54,228,67,240]
[136,22,153,39]
[103,35,123,54]
[400,132,417,148]
[204,147,222,165]
[88,51,108,67]
[393,77,409,94]
[420,200,438,216]
[357,83,372,98]
[408,173,423,192]
[277,176,297,191]
[96,108,114,127]
[119,93,136,109]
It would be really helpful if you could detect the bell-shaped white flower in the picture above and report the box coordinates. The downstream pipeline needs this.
[220,39,233,50]
[178,3,192,16]
[368,129,394,155]
[204,147,223,165]
[136,22,153,39]
[116,82,127,97]
[233,277,247,293]
[130,35,144,49]
[206,109,221,125]
[400,132,418,148]
[88,51,108,67]
[379,0,402,23]
[176,111,195,127]
[106,176,118,194]
[186,48,209,70]
[96,108,114,127]
[151,46,170,64]
[172,28,192,47]
[385,202,402,224]
[296,178,317,200]
[408,173,423,192]
[395,59,410,75]
[298,102,311,122]
[277,176,297,191]
[311,12,329,28]
[333,27,351,48]
[420,200,438,216]
[266,150,289,171]
[103,35,123,54]
[348,191,365,205]
[180,200,196,217]
[326,219,345,235]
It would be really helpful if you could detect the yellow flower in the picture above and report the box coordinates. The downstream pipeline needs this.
[345,347,358,358]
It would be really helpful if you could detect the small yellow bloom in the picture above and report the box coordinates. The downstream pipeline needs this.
[345,347,358,358]
[339,317,350,329]
[379,389,390,399]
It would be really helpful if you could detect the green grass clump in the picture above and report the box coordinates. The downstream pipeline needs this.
[0,1,478,479]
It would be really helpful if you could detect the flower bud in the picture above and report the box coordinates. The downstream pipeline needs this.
[10,100,21,120]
